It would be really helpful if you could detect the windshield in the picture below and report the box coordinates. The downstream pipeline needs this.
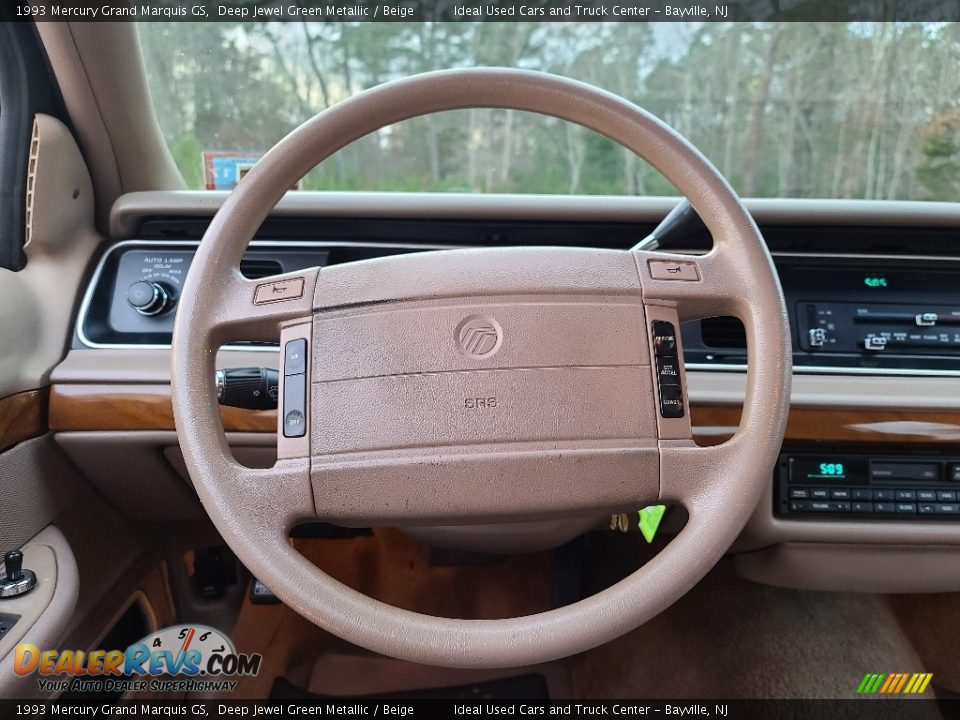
[139,22,959,200]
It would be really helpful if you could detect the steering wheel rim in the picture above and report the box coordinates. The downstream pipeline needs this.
[171,68,791,668]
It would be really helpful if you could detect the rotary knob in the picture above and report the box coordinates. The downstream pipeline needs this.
[126,280,172,316]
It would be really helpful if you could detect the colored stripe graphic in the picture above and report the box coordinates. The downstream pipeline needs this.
[857,672,933,694]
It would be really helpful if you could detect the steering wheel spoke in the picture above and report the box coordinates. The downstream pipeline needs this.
[634,248,745,323]
[204,267,320,345]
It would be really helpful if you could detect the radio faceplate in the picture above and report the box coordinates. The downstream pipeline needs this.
[683,257,960,374]
[776,452,960,520]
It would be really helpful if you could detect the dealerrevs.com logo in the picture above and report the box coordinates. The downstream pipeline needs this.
[15,624,261,694]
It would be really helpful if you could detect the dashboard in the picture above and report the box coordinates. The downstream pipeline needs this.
[80,204,960,378]
[46,192,960,594]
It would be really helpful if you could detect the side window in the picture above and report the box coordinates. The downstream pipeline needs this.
[0,22,67,271]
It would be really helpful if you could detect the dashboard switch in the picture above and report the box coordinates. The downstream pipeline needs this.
[1,550,37,599]
[808,328,827,348]
[126,280,171,316]
[863,335,887,351]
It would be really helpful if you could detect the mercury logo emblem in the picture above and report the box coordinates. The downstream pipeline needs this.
[455,315,503,359]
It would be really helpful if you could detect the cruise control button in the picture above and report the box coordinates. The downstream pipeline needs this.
[283,409,305,437]
[653,335,677,356]
[895,503,917,514]
[282,372,307,439]
[656,356,682,386]
[284,338,307,376]
[659,385,684,419]
[651,321,677,356]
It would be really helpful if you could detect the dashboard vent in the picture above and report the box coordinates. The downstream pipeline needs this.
[24,120,40,248]
[240,257,283,279]
[701,316,746,348]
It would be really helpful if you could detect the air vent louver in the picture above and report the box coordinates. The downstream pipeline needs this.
[24,120,40,248]
[700,316,746,349]
[240,257,283,279]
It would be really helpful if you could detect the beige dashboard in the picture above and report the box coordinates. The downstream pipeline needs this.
[37,190,960,594]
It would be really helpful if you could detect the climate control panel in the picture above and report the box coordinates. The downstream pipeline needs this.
[776,452,960,520]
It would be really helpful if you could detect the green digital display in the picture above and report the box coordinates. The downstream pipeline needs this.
[864,276,888,288]
[790,456,865,484]
[818,462,845,477]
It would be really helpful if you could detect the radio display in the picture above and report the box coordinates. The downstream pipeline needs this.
[789,456,868,484]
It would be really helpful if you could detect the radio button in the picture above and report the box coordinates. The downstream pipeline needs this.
[864,335,887,351]
[873,490,895,501]
[937,504,960,514]
[831,489,851,500]
[875,502,895,513]
[789,488,809,500]
[937,491,957,502]
[919,503,938,514]
[810,488,830,500]
[917,490,937,502]
[895,490,916,501]
[852,502,874,513]
[949,464,960,482]
[895,503,917,514]
[852,489,873,501]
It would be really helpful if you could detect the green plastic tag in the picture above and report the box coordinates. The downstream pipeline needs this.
[638,505,667,543]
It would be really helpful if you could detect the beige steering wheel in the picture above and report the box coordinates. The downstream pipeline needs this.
[172,68,791,668]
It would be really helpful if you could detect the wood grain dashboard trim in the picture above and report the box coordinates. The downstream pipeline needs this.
[691,405,960,445]
[48,383,960,445]
[0,388,49,451]
[49,384,275,433]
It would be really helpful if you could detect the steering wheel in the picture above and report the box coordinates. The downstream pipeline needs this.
[172,68,791,668]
